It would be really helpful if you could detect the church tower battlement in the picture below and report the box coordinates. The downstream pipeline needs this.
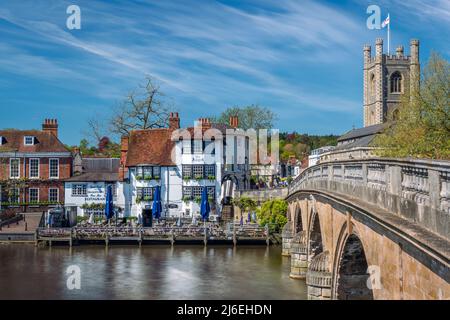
[363,38,420,127]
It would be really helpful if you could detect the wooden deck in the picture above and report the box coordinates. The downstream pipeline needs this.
[35,224,270,246]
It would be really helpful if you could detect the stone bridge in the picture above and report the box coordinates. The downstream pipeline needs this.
[283,158,450,300]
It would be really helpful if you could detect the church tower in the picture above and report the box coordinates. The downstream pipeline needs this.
[363,38,420,127]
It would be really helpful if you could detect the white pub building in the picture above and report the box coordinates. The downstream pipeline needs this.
[118,113,250,219]
[64,157,125,217]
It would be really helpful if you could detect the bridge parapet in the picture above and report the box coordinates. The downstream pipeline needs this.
[288,158,450,240]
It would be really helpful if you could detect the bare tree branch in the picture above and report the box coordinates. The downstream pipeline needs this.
[110,76,171,136]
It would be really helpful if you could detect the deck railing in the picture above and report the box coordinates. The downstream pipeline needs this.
[36,223,270,243]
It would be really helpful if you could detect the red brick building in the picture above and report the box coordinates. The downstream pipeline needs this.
[0,119,72,213]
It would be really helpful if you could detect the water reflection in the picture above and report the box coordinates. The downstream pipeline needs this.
[0,244,307,300]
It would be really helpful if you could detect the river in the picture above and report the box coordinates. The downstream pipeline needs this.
[0,244,307,300]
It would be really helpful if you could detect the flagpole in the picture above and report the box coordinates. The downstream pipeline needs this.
[387,14,390,55]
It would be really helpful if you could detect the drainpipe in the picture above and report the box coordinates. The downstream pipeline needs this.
[166,166,169,218]
[23,155,27,213]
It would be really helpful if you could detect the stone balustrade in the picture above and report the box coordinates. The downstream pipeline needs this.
[288,158,450,240]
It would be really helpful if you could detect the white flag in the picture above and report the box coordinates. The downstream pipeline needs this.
[381,14,390,28]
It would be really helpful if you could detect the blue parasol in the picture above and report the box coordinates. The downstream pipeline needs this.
[200,187,210,221]
[152,186,162,220]
[105,185,114,220]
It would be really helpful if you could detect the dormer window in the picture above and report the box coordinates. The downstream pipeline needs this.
[24,136,35,145]
[0,136,4,145]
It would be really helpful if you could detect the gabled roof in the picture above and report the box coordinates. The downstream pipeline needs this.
[67,158,120,182]
[334,134,377,151]
[125,129,176,167]
[338,123,387,142]
[0,129,70,153]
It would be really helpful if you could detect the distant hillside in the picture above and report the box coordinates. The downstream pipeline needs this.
[279,132,339,161]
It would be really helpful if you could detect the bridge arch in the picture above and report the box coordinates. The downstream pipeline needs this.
[308,207,323,261]
[294,204,303,233]
[332,223,374,300]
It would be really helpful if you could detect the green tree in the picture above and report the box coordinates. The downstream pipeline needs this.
[212,104,276,130]
[374,53,450,159]
[235,197,257,215]
[256,199,288,232]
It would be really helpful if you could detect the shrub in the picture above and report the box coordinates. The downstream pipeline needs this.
[256,199,288,232]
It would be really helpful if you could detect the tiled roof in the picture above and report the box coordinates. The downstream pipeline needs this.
[66,172,119,182]
[0,129,70,153]
[125,129,176,167]
[68,158,119,182]
[338,123,387,142]
[82,158,120,172]
[334,134,377,151]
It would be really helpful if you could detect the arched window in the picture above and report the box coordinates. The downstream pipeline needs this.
[369,73,375,100]
[390,72,402,93]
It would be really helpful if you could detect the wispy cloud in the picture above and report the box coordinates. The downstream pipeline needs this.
[0,0,448,142]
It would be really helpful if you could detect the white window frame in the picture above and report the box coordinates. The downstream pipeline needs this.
[24,136,35,146]
[9,158,20,179]
[29,158,40,179]
[49,188,59,203]
[72,184,87,197]
[49,158,59,179]
[193,140,203,154]
[9,188,20,204]
[0,136,3,145]
[29,188,39,204]
[183,139,192,154]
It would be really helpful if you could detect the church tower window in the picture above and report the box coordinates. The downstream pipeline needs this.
[390,72,402,93]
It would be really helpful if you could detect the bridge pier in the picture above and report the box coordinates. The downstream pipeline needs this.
[281,223,293,256]
[289,231,308,279]
[306,251,332,300]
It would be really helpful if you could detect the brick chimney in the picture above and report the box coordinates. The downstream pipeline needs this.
[119,136,129,181]
[198,117,211,129]
[169,112,180,129]
[229,116,239,128]
[42,119,58,137]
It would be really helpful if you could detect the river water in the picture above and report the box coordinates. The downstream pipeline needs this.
[0,244,306,300]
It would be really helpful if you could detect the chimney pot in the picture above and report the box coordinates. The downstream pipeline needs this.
[169,111,180,129]
[42,118,58,137]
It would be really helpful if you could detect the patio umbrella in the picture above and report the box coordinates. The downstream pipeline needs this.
[200,187,210,221]
[152,186,162,220]
[105,185,114,221]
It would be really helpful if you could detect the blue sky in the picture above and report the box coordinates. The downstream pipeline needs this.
[0,0,449,145]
